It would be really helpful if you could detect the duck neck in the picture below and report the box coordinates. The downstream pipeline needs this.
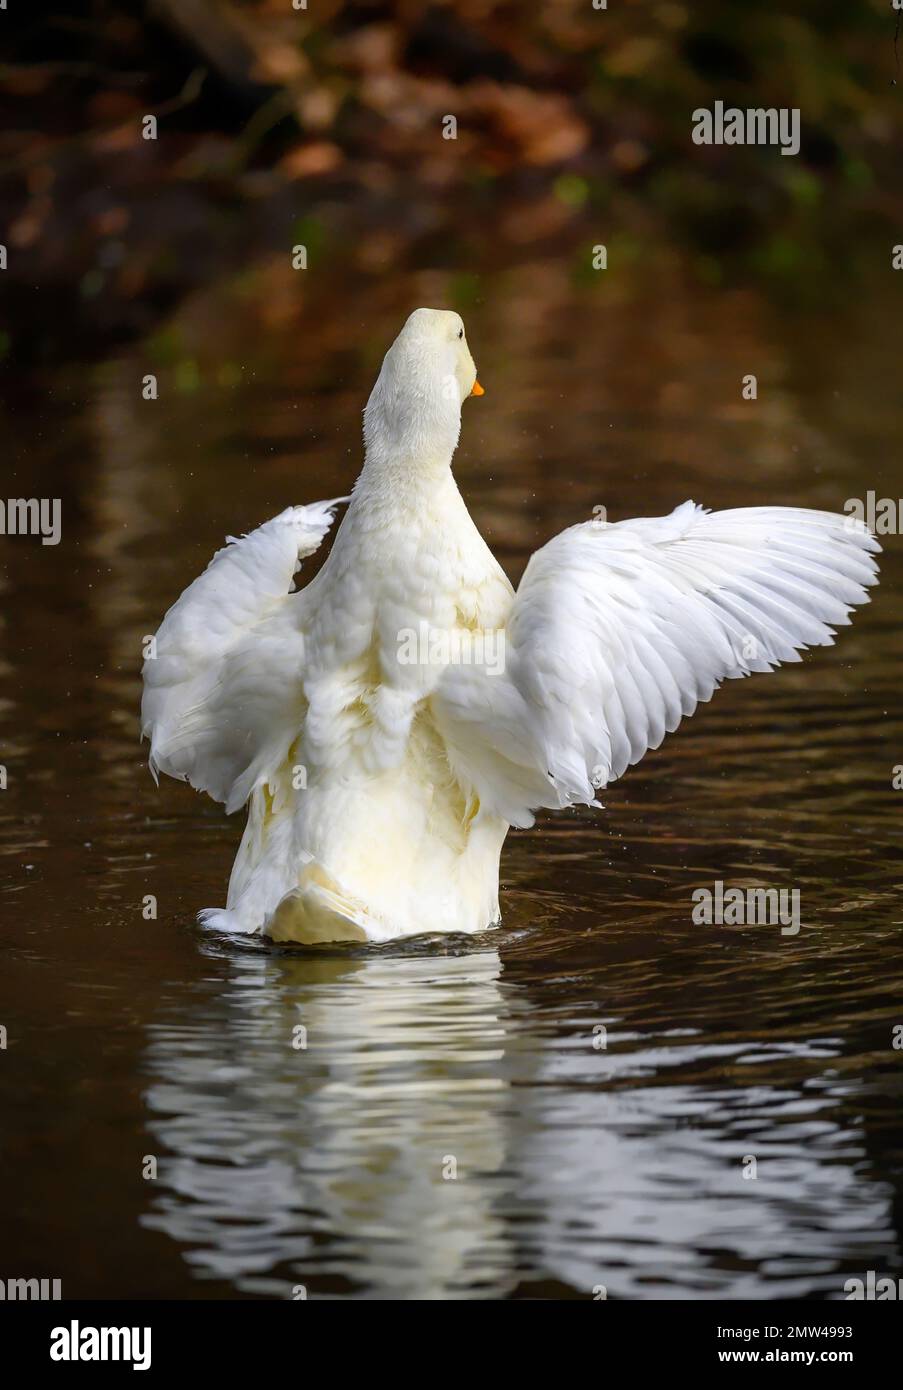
[357,439,454,494]
[355,432,460,522]
[356,376,462,501]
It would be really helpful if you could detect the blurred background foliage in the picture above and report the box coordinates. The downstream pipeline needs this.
[1,0,901,360]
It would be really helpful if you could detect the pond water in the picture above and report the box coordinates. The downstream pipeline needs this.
[1,253,901,1298]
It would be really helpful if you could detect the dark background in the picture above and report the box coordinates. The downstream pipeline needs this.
[0,1,901,1303]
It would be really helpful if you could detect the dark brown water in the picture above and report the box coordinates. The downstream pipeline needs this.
[1,257,901,1299]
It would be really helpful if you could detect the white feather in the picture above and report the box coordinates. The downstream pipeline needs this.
[435,504,879,828]
[142,310,880,943]
[141,500,346,810]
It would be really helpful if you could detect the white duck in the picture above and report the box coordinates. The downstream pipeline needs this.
[141,307,880,945]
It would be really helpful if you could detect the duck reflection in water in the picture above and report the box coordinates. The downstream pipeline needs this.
[140,945,519,1299]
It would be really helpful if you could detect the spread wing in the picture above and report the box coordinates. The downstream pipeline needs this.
[432,503,880,829]
[141,499,345,812]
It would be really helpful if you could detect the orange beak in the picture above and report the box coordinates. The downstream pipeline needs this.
[470,380,485,397]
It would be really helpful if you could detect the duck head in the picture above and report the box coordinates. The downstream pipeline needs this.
[363,308,483,468]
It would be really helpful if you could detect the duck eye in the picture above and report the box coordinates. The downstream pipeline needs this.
[458,328,464,339]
